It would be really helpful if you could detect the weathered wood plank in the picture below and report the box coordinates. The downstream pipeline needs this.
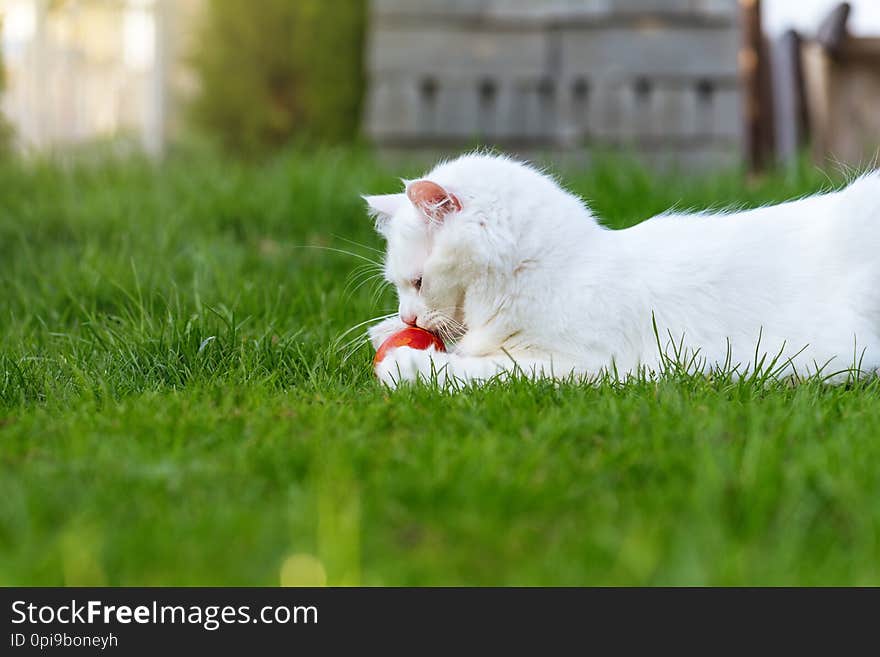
[559,25,740,77]
[375,0,739,21]
[367,26,548,76]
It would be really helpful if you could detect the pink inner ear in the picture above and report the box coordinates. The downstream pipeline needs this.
[407,180,461,222]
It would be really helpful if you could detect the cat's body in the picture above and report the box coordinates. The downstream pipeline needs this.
[364,153,880,387]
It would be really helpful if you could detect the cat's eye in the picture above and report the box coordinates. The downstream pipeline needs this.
[412,277,423,292]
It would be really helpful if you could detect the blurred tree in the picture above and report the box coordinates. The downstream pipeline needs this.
[189,0,367,155]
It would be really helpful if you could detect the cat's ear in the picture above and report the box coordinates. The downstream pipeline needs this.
[362,193,406,233]
[406,180,462,223]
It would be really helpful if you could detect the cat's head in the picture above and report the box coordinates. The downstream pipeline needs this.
[363,180,470,341]
[362,153,589,341]
[363,154,522,340]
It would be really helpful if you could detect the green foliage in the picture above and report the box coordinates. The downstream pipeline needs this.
[189,0,367,156]
[1,149,878,585]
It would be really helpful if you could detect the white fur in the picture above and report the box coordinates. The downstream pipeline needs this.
[364,153,880,388]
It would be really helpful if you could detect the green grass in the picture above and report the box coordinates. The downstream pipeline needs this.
[1,148,879,585]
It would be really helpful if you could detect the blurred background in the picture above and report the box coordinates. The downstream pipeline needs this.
[0,0,878,171]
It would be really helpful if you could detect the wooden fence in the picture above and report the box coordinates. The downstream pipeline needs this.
[0,0,200,155]
[365,0,745,169]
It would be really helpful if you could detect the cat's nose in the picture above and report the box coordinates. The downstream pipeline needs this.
[400,313,417,326]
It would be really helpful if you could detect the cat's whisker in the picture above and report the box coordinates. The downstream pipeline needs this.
[348,272,387,297]
[338,333,372,360]
[434,319,462,339]
[341,335,372,364]
[370,278,393,308]
[333,312,397,349]
[432,307,466,329]
[345,262,384,281]
[337,324,379,350]
[291,244,383,268]
[436,325,457,345]
[424,308,467,344]
[332,234,386,256]
[344,262,384,283]
[337,335,379,363]
[342,265,385,300]
[343,274,382,299]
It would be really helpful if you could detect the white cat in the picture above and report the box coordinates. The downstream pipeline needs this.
[363,152,880,388]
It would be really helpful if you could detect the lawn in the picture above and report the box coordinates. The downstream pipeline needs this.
[1,148,879,586]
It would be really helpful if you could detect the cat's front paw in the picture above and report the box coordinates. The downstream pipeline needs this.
[374,346,445,388]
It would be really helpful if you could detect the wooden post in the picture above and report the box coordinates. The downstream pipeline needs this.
[816,2,851,57]
[770,29,806,163]
[739,0,769,173]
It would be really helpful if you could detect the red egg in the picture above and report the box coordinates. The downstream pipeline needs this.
[373,327,446,366]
